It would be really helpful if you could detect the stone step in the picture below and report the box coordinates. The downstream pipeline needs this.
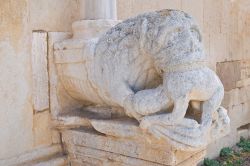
[0,144,66,166]
[31,154,68,166]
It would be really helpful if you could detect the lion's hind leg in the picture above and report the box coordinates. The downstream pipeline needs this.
[140,95,190,129]
[123,85,171,121]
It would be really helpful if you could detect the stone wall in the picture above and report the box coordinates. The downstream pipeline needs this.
[0,0,79,161]
[0,0,249,162]
[0,0,33,159]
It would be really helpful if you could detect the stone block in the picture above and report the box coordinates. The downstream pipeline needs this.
[229,102,250,131]
[216,61,241,91]
[240,60,250,80]
[209,33,228,63]
[67,145,205,166]
[221,0,231,35]
[32,156,67,166]
[221,91,231,108]
[230,104,244,128]
[236,78,250,88]
[242,102,250,126]
[237,123,250,139]
[222,86,250,108]
[246,85,250,100]
[181,0,203,31]
[239,87,248,104]
[31,31,49,112]
[68,146,164,166]
[51,130,61,144]
[62,128,205,166]
[48,32,83,119]
[30,0,80,32]
[117,0,182,20]
[177,150,206,166]
[33,110,52,147]
[203,0,222,34]
[231,88,240,106]
[0,145,62,166]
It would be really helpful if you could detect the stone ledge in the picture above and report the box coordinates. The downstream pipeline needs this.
[0,144,65,166]
[28,155,67,166]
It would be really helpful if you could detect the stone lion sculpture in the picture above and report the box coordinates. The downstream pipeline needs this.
[55,9,230,149]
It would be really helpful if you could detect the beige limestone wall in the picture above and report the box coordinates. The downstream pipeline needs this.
[0,0,33,159]
[0,0,80,160]
[0,0,249,161]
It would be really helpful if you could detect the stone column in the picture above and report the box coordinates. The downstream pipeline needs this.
[79,0,117,20]
[71,0,119,39]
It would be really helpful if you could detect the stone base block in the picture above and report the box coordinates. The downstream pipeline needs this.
[0,145,67,166]
[61,128,205,166]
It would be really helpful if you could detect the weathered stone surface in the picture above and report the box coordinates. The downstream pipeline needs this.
[91,118,142,139]
[48,32,85,119]
[29,0,80,32]
[222,86,250,108]
[0,0,34,159]
[1,0,250,163]
[177,150,206,166]
[33,110,52,147]
[216,61,241,91]
[53,106,123,129]
[32,156,67,166]
[79,0,117,20]
[68,146,164,166]
[62,128,205,166]
[90,113,229,151]
[67,146,205,166]
[31,31,49,112]
[55,9,229,150]
[0,145,63,166]
[217,60,250,91]
[207,101,250,158]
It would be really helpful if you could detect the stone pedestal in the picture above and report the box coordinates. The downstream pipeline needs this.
[61,125,205,166]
